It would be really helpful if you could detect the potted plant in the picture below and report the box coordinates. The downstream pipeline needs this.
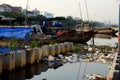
[9,38,18,51]
[30,39,42,48]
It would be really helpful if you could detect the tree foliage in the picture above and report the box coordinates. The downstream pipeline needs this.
[0,12,105,27]
[0,12,25,18]
[63,16,81,28]
[0,12,46,25]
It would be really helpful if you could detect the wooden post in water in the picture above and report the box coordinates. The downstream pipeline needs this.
[119,5,120,51]
[92,24,94,46]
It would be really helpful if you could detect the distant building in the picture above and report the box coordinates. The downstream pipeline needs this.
[0,4,42,17]
[21,9,26,13]
[21,8,40,17]
[32,8,40,15]
[0,4,12,12]
[27,11,37,17]
[44,12,53,18]
[74,17,80,20]
[0,4,22,12]
[12,7,21,12]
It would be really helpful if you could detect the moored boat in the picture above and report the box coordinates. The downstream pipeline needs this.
[0,24,97,46]
[52,29,97,44]
[94,28,118,38]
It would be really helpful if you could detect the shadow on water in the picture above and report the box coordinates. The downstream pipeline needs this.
[0,61,63,80]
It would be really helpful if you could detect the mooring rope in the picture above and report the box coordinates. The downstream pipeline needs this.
[82,61,88,79]
[76,61,82,80]
[76,0,90,80]
[85,0,89,21]
[76,0,87,80]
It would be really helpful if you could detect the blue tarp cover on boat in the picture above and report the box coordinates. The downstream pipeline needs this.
[53,21,63,27]
[43,21,48,27]
[0,48,20,54]
[0,27,33,42]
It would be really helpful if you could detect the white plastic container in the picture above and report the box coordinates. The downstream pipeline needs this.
[34,47,42,61]
[64,42,71,52]
[55,44,61,55]
[26,48,35,64]
[42,45,49,57]
[59,43,65,53]
[70,42,73,51]
[2,52,15,71]
[15,50,26,68]
[49,45,56,56]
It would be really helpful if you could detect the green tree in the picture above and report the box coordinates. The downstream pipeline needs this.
[0,12,25,18]
[63,16,80,28]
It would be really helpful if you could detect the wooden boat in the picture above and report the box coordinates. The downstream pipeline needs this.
[28,25,97,44]
[94,28,118,37]
[0,24,97,48]
[51,30,97,44]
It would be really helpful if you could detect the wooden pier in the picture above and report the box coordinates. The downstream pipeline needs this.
[107,50,120,80]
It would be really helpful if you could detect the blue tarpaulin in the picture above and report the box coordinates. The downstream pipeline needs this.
[0,27,33,42]
[43,21,48,27]
[0,48,12,54]
[53,21,63,27]
[0,48,20,54]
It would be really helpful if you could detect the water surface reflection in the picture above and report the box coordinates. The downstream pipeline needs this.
[0,61,63,80]
[0,61,110,80]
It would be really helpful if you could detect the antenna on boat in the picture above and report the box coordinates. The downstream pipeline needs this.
[78,2,83,29]
[76,1,84,80]
[24,0,29,26]
[79,2,83,21]
[85,0,94,46]
[78,2,86,44]
[85,0,89,21]
[76,1,86,80]
[82,0,90,79]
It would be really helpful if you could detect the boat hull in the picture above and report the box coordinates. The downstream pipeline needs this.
[52,30,97,44]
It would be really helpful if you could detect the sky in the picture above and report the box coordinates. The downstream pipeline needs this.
[0,0,119,24]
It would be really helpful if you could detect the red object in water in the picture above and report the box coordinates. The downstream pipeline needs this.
[108,78,112,80]
[118,32,120,44]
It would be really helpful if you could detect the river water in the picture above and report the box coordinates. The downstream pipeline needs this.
[33,62,110,80]
[0,37,117,80]
[32,37,117,80]
[87,37,118,47]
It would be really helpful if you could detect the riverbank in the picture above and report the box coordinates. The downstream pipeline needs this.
[0,42,116,80]
[0,37,117,80]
